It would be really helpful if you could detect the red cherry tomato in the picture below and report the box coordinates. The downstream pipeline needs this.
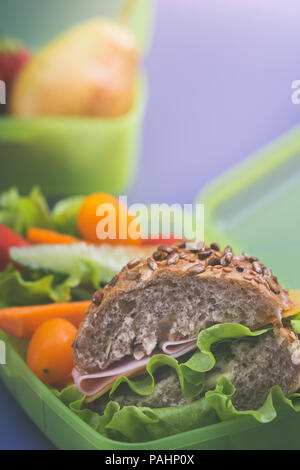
[0,224,29,271]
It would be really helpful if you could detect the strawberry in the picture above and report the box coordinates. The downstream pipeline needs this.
[0,36,31,114]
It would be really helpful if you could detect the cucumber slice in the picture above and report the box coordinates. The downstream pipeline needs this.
[10,243,149,285]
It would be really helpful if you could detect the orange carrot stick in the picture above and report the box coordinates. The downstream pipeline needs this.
[27,227,80,245]
[0,301,90,338]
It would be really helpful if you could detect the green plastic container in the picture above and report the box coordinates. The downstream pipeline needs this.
[197,124,300,290]
[1,125,300,449]
[0,0,154,198]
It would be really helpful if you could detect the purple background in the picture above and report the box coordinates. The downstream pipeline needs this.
[1,0,300,449]
[130,0,300,205]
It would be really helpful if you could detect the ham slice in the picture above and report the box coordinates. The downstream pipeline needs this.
[159,337,197,355]
[73,338,197,400]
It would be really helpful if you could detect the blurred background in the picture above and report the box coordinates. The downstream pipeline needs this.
[133,0,300,204]
[1,0,300,204]
[1,0,300,449]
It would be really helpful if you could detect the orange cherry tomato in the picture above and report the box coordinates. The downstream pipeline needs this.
[77,193,141,245]
[27,318,77,385]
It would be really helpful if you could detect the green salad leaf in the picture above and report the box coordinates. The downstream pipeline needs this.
[0,265,56,307]
[205,377,297,423]
[53,323,299,443]
[2,242,152,307]
[54,384,219,442]
[105,382,300,443]
[289,313,300,334]
[195,323,272,371]
[54,377,300,444]
[0,187,53,236]
[0,264,92,307]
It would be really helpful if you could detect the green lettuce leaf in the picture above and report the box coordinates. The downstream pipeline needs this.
[205,377,298,423]
[53,384,219,442]
[195,323,272,371]
[106,381,300,442]
[52,385,121,438]
[51,196,84,237]
[0,265,89,307]
[289,313,300,334]
[110,354,206,400]
[0,187,52,236]
[3,241,153,307]
[105,397,218,442]
[291,320,300,334]
[54,379,300,443]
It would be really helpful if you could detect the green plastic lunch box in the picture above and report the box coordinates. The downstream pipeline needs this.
[198,124,300,290]
[0,0,154,198]
[1,125,300,449]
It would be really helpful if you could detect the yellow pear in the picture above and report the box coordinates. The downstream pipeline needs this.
[11,19,138,118]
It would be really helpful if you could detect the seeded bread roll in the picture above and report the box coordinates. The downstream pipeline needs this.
[90,327,300,413]
[73,242,293,374]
